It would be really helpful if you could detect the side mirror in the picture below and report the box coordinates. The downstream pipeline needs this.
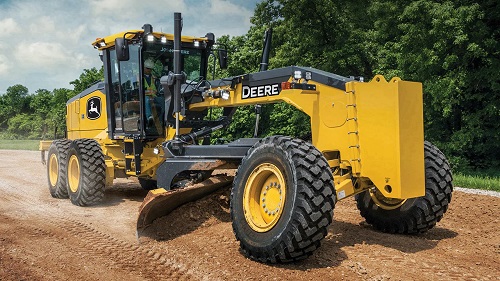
[218,49,228,69]
[115,37,129,61]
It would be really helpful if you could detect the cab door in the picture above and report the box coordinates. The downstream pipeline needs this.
[107,45,142,137]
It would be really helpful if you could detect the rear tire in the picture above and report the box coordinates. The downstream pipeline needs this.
[356,141,453,234]
[231,136,335,263]
[66,139,106,206]
[47,139,71,199]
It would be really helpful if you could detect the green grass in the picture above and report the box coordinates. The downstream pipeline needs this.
[454,173,500,192]
[0,139,40,151]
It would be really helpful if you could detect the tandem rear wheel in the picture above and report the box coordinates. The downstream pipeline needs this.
[231,136,336,263]
[66,139,106,206]
[47,139,72,199]
[356,141,453,234]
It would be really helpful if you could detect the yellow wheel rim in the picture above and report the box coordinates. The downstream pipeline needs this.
[68,155,80,193]
[48,154,59,186]
[369,188,406,210]
[243,163,286,232]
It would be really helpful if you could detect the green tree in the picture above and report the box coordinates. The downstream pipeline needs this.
[220,0,500,173]
[29,89,53,138]
[371,0,500,171]
[0,66,100,139]
[49,88,73,138]
[69,67,104,95]
[7,113,40,137]
[0,84,30,129]
[30,89,52,117]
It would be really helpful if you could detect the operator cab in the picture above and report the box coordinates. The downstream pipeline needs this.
[94,25,213,139]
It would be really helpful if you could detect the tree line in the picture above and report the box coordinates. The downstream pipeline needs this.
[0,0,498,174]
[0,68,103,140]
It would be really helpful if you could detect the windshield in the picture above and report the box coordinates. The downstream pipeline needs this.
[142,43,203,81]
[108,40,207,137]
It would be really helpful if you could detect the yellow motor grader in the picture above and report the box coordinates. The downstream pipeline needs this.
[40,13,453,263]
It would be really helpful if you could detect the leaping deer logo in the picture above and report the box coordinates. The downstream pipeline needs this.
[89,101,99,115]
[87,97,101,120]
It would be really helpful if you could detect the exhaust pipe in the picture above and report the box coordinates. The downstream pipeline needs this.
[173,12,183,139]
[254,28,272,137]
[259,28,272,72]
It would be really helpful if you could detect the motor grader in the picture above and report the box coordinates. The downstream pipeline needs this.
[40,13,453,263]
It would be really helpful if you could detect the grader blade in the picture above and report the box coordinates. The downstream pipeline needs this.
[136,175,233,235]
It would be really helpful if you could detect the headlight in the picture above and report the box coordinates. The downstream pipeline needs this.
[221,90,230,100]
[293,70,302,80]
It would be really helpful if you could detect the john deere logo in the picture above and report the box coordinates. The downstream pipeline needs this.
[87,97,101,120]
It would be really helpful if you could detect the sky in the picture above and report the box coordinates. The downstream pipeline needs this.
[0,0,261,95]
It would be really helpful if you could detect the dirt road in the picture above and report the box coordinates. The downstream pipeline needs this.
[0,150,498,281]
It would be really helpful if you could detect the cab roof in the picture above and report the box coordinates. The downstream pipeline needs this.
[91,30,210,50]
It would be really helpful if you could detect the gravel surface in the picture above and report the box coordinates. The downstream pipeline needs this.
[455,187,500,198]
[1,150,498,281]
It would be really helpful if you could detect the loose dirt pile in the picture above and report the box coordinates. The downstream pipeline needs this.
[0,150,498,280]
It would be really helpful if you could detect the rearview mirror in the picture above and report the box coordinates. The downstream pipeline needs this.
[218,49,228,69]
[115,38,129,61]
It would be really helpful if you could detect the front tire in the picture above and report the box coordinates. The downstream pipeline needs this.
[47,139,71,199]
[231,136,335,263]
[66,139,106,206]
[356,141,453,234]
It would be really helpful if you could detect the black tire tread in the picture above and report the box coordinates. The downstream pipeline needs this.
[231,136,335,263]
[356,141,453,234]
[68,139,106,206]
[47,139,72,199]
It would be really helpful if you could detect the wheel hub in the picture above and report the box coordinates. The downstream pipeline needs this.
[369,188,406,210]
[48,154,59,186]
[260,181,283,217]
[243,163,286,232]
[68,155,80,193]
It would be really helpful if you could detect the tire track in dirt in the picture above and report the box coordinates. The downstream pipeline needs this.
[315,222,487,281]
[60,219,203,280]
[0,213,145,281]
[0,169,200,280]
[0,190,196,280]
[338,242,487,281]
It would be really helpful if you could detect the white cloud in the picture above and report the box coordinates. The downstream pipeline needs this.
[88,0,187,27]
[0,18,21,37]
[28,16,56,34]
[14,41,90,69]
[0,54,10,75]
[210,0,252,15]
[67,24,88,43]
[0,0,259,93]
[91,0,187,15]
